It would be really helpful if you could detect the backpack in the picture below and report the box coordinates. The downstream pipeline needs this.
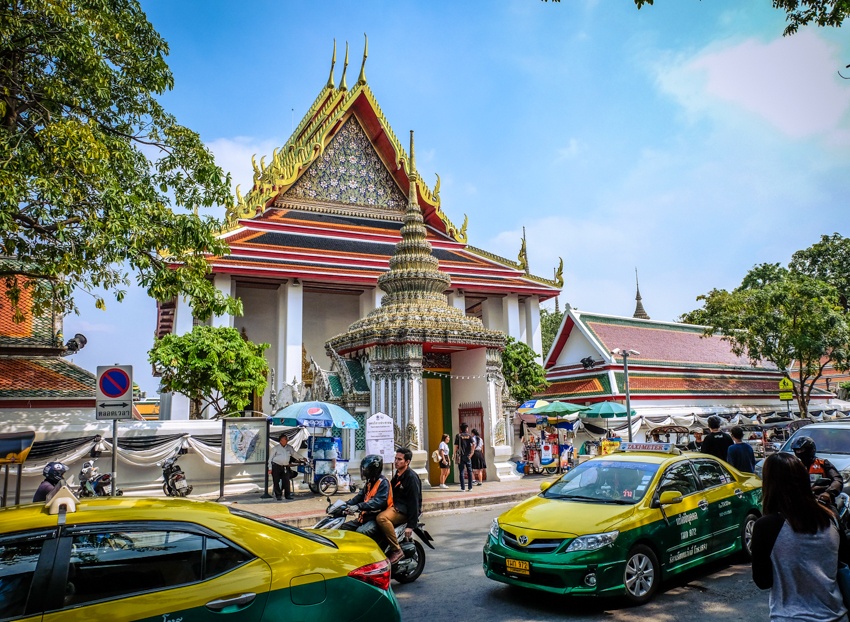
[431,450,441,463]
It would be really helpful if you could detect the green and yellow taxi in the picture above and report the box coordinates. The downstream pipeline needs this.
[483,442,762,603]
[0,487,400,622]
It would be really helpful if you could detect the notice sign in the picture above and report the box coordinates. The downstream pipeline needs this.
[366,412,396,466]
[96,365,133,420]
[779,377,794,402]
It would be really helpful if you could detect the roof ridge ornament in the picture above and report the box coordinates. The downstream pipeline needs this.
[339,41,349,91]
[326,39,337,89]
[357,34,368,86]
[633,268,650,319]
[409,130,417,180]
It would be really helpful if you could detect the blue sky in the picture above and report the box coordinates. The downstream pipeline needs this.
[64,1,850,395]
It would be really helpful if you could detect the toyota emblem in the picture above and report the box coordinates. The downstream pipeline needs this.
[518,535,529,546]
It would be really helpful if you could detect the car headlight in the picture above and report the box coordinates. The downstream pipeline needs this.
[565,530,619,553]
[489,518,500,539]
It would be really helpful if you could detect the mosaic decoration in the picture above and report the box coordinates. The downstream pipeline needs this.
[354,412,366,451]
[287,118,407,210]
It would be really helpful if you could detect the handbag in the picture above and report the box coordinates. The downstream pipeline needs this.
[838,562,850,610]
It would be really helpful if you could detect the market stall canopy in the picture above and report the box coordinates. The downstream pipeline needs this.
[517,399,550,413]
[582,401,635,418]
[528,401,588,415]
[272,401,359,429]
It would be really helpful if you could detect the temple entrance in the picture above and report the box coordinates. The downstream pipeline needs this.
[424,373,452,486]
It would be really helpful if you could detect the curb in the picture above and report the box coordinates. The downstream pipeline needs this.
[269,489,537,529]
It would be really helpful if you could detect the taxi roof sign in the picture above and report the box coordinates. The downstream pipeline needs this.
[618,442,681,455]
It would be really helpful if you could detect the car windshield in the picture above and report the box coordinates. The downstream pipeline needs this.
[781,427,850,455]
[541,460,660,504]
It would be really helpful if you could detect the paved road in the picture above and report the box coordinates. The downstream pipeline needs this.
[393,504,770,622]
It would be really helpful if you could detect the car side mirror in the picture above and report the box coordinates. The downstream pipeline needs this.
[540,481,552,492]
[657,490,683,506]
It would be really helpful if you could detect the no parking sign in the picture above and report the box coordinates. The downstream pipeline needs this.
[96,365,133,420]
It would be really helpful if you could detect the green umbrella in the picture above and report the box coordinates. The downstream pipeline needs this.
[528,401,589,415]
[582,401,635,418]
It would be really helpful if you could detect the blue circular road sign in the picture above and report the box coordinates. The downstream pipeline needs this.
[99,368,131,399]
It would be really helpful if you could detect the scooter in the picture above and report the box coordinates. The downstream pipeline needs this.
[77,459,122,497]
[159,453,193,497]
[814,477,850,535]
[314,498,434,584]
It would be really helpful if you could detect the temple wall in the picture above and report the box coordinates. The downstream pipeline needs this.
[304,291,360,369]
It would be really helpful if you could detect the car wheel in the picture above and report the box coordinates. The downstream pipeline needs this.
[623,544,660,604]
[395,541,426,584]
[318,475,338,496]
[162,483,172,497]
[740,513,757,561]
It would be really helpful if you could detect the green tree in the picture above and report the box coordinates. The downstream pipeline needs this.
[149,326,270,418]
[1,0,242,323]
[790,233,850,313]
[540,305,565,358]
[686,265,850,416]
[502,336,549,404]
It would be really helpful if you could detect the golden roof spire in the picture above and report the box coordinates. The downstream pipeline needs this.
[409,130,417,181]
[326,40,337,89]
[357,34,368,86]
[339,41,349,91]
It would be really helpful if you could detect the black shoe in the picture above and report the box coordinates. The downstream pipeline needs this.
[284,495,293,500]
[275,496,282,501]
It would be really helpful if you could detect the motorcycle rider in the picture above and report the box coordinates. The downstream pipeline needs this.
[339,454,391,542]
[377,447,422,564]
[791,435,844,506]
[33,461,68,502]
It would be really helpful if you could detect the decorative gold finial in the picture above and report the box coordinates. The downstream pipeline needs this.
[434,173,441,198]
[409,130,417,179]
[518,226,529,274]
[554,257,564,288]
[357,34,368,85]
[339,41,349,91]
[326,39,337,89]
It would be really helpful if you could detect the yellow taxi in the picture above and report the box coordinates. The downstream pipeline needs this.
[483,442,762,603]
[0,486,400,621]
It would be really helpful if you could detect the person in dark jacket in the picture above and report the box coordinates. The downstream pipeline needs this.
[340,454,390,542]
[726,426,756,473]
[33,462,68,502]
[376,448,422,564]
[699,416,734,462]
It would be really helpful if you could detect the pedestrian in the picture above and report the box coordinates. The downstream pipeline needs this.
[376,448,422,564]
[268,433,305,500]
[752,451,849,621]
[726,426,756,473]
[471,428,486,486]
[438,433,451,488]
[699,416,734,461]
[454,423,474,491]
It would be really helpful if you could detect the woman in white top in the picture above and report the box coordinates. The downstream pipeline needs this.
[471,429,486,486]
[438,434,451,488]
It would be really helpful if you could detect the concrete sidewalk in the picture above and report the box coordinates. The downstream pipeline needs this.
[213,475,549,528]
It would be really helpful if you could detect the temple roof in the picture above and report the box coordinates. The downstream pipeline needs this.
[210,42,561,301]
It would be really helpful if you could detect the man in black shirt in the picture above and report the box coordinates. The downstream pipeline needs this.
[455,423,475,491]
[699,416,734,462]
[376,447,421,564]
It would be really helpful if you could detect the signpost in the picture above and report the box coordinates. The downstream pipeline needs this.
[779,377,794,417]
[96,365,133,496]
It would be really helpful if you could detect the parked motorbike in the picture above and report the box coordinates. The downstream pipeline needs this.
[314,498,434,584]
[159,453,193,497]
[77,459,122,497]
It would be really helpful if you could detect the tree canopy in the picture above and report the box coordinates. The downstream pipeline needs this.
[148,325,269,418]
[540,305,565,359]
[502,336,549,404]
[0,0,241,323]
[682,235,850,416]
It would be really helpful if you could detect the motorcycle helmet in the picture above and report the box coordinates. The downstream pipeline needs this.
[791,435,816,467]
[360,454,383,482]
[42,461,69,485]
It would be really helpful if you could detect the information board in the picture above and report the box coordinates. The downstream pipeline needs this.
[365,412,396,466]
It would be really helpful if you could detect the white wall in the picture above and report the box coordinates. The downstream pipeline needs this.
[303,291,360,368]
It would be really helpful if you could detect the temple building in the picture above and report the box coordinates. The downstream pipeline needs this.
[156,41,561,483]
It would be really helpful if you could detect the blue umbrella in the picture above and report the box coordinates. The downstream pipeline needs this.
[272,401,360,429]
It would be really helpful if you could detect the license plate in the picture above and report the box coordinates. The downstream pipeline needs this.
[506,559,530,576]
[176,479,188,489]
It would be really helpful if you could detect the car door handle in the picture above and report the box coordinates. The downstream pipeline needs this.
[205,592,257,612]
[698,499,709,511]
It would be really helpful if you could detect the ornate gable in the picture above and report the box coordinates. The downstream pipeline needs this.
[286,117,407,211]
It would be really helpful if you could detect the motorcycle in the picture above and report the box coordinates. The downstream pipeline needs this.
[314,498,434,584]
[77,459,122,497]
[159,453,193,497]
[814,477,850,535]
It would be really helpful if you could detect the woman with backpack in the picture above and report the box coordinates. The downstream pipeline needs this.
[471,428,486,486]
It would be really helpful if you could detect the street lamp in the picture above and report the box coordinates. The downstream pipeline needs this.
[611,348,640,441]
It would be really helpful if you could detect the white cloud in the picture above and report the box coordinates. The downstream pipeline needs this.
[206,136,283,193]
[655,30,850,138]
[555,138,583,161]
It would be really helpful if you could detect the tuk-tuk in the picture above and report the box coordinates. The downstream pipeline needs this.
[647,426,692,450]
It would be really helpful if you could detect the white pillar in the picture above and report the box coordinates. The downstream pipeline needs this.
[447,289,466,313]
[481,297,504,332]
[211,273,235,328]
[525,295,543,359]
[503,293,521,340]
[360,287,383,316]
[277,280,304,387]
[169,296,194,420]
